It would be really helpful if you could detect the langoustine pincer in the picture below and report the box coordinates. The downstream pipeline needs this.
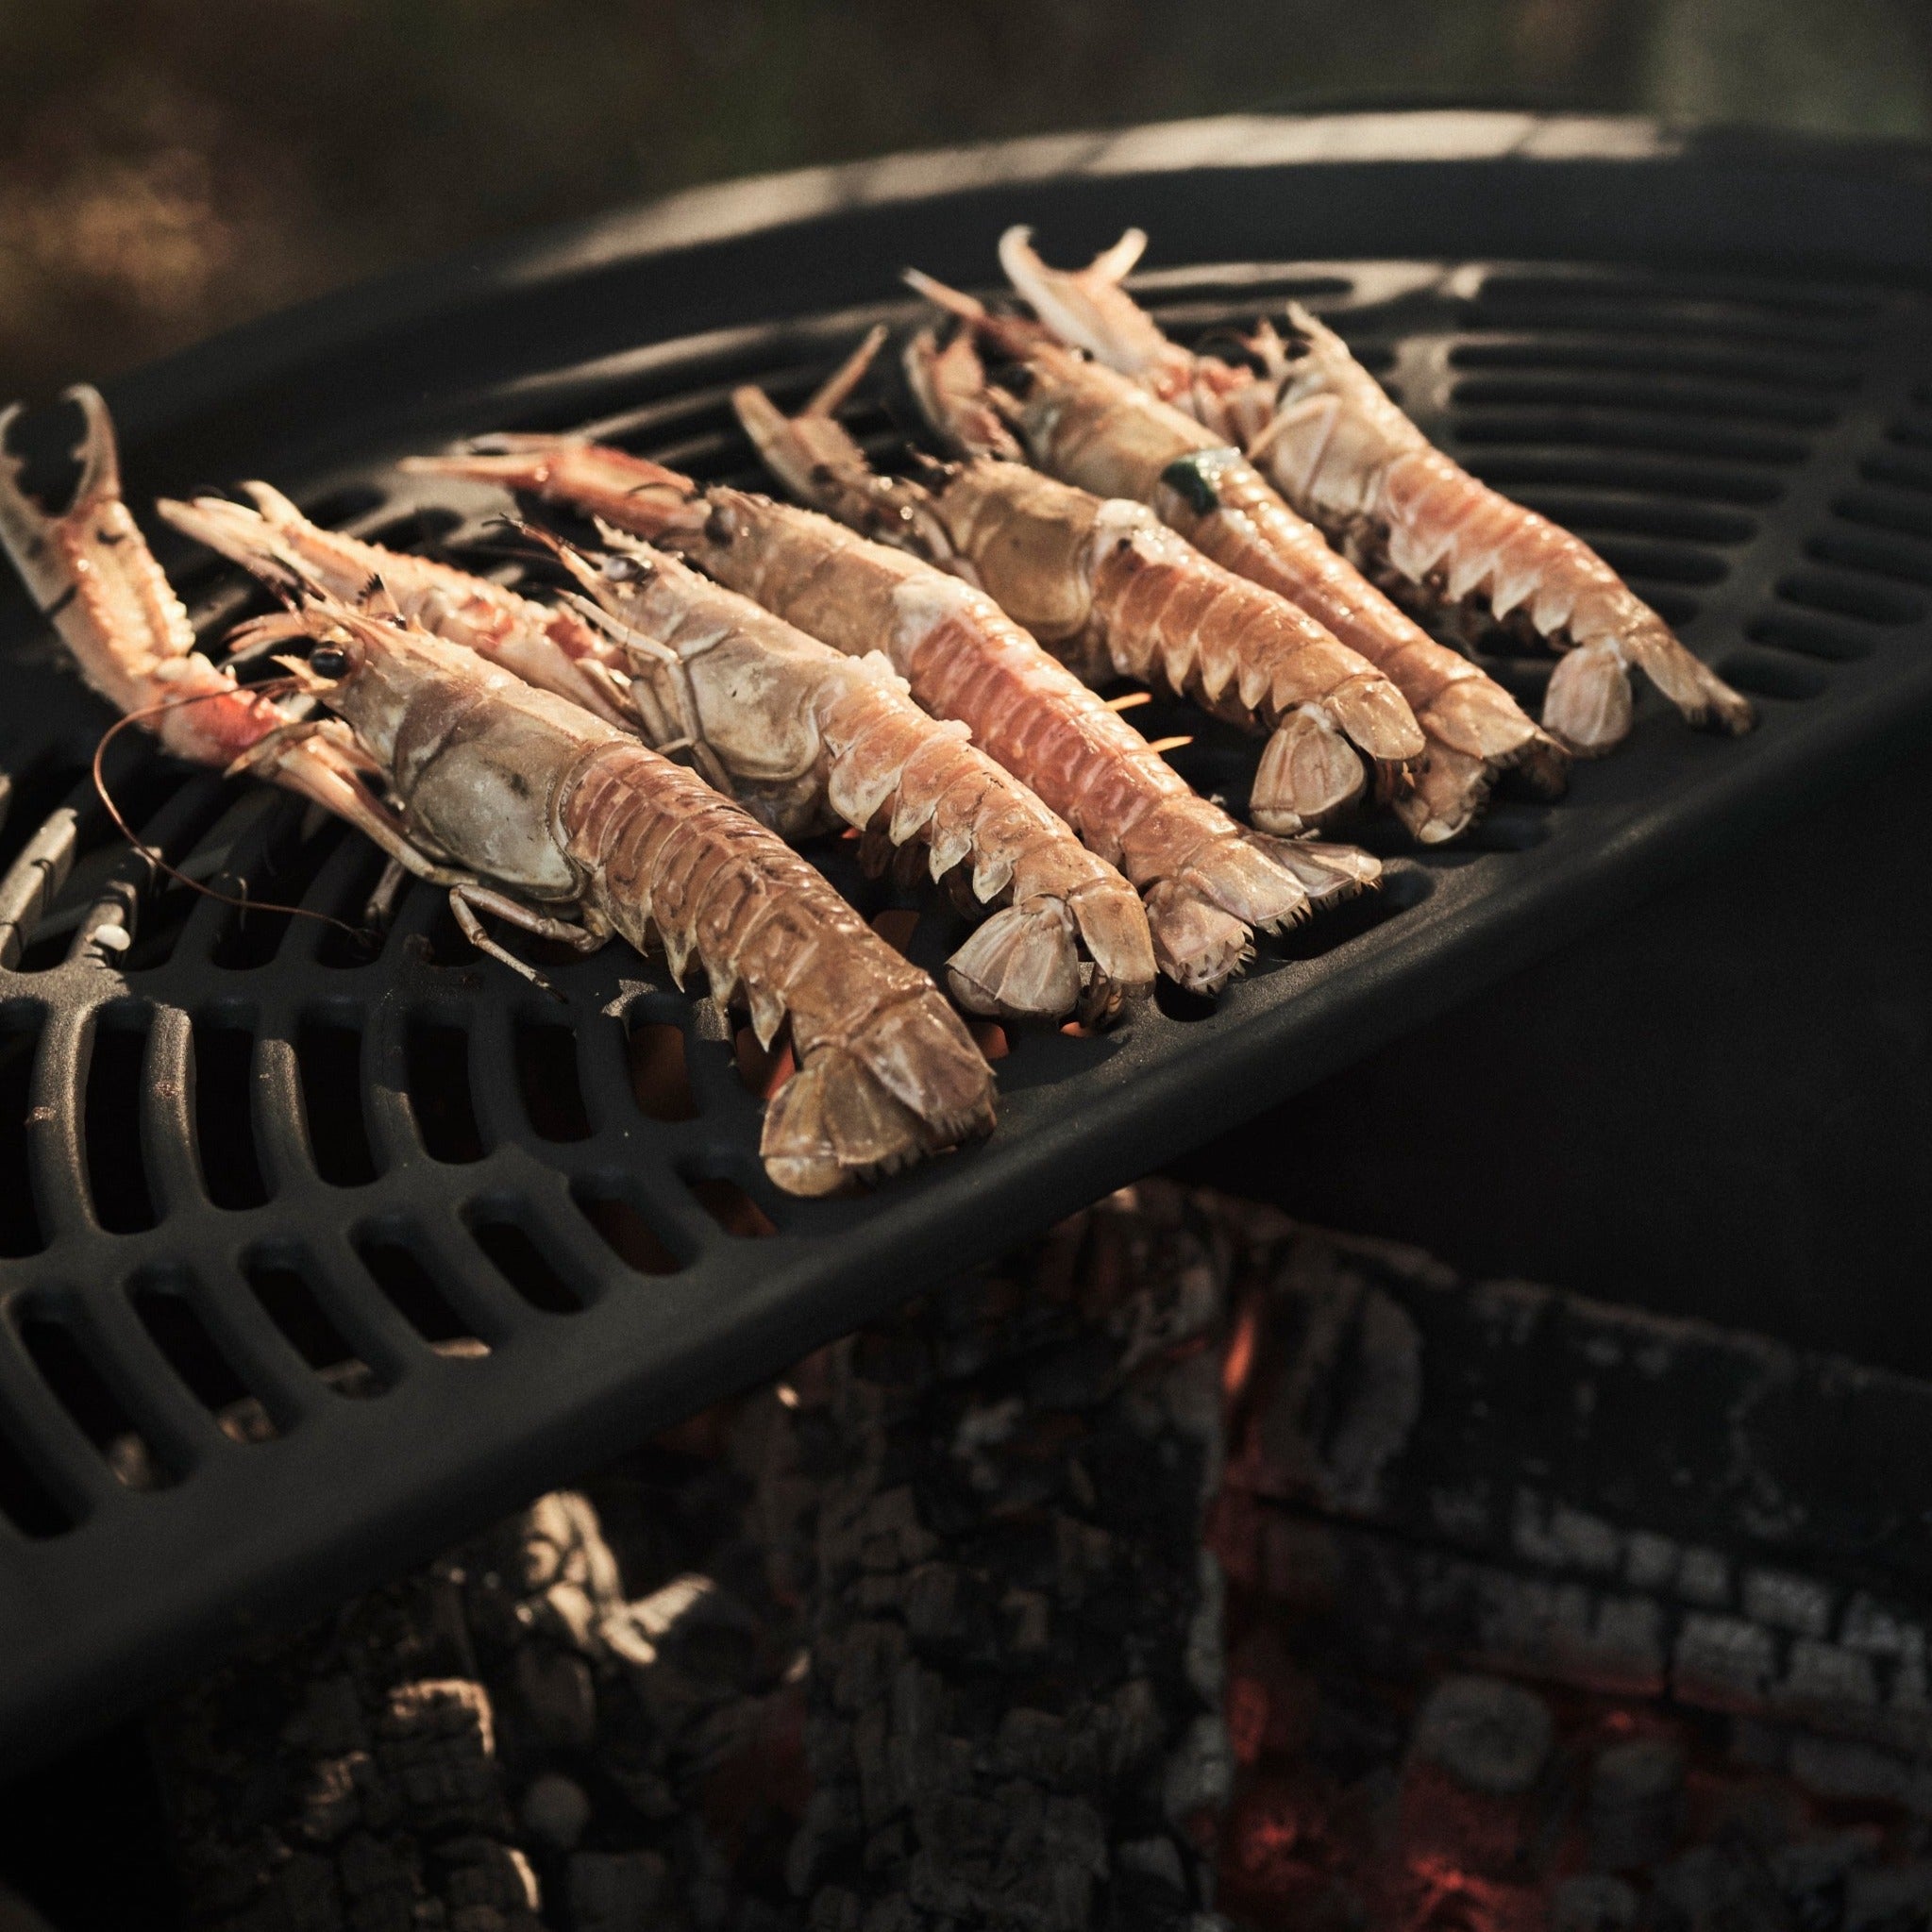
[160,487,1154,1024]
[996,227,1755,755]
[0,393,995,1196]
[408,437,1377,996]
[905,264,1566,845]
[730,328,1425,840]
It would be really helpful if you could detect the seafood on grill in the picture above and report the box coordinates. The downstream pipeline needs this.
[159,481,636,728]
[995,226,1756,753]
[409,437,1380,995]
[731,328,1425,838]
[0,395,996,1195]
[526,524,1156,1022]
[163,486,1153,1023]
[0,388,378,829]
[905,265,1567,843]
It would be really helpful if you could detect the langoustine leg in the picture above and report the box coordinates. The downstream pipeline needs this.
[996,227,1754,755]
[405,438,1375,995]
[162,486,1153,1023]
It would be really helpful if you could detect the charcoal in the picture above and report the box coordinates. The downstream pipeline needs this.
[1843,1863,1932,1932]
[1588,1734,1685,1871]
[517,1773,591,1851]
[567,1849,667,1931]
[775,1184,1238,1932]
[1407,1676,1553,1797]
[509,1646,596,1751]
[1550,1873,1639,1931]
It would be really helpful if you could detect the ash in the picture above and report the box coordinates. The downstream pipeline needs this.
[151,1196,1932,1931]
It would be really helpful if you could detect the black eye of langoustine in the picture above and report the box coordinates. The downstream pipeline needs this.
[310,644,349,678]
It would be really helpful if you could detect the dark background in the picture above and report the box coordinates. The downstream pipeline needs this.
[1,0,1928,398]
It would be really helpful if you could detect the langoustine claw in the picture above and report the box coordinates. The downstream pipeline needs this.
[731,328,1423,840]
[996,227,1753,756]
[407,437,1372,995]
[0,387,400,841]
[914,250,1568,842]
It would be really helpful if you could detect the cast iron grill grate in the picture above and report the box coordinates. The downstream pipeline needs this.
[1,136,1930,1758]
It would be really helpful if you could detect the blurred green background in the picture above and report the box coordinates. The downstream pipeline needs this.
[0,0,1926,396]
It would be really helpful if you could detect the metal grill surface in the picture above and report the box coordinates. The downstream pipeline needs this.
[1,231,1929,1756]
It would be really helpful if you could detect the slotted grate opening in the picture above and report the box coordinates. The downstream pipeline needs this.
[129,1271,280,1443]
[82,1010,157,1235]
[468,1211,587,1314]
[190,1020,267,1211]
[16,1306,176,1492]
[353,1230,489,1353]
[244,1250,385,1396]
[295,1019,377,1187]
[0,128,1925,1761]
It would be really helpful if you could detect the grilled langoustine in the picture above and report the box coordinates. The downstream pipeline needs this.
[161,487,1153,1024]
[529,526,1156,1022]
[906,263,1567,845]
[731,328,1424,839]
[407,436,1376,995]
[0,395,994,1195]
[996,227,1755,755]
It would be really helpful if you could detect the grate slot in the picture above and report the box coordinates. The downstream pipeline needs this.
[129,1272,280,1443]
[208,807,344,970]
[1497,491,1757,547]
[404,1019,486,1163]
[190,1020,268,1210]
[1715,647,1830,702]
[1808,530,1932,588]
[295,1020,378,1187]
[626,1016,699,1123]
[1450,372,1836,428]
[1776,569,1925,629]
[0,1018,44,1258]
[467,1209,590,1314]
[1745,613,1874,663]
[353,1229,493,1354]
[572,1186,685,1275]
[0,1411,74,1539]
[1464,451,1784,507]
[15,1305,176,1491]
[244,1250,386,1396]
[1835,487,1932,542]
[684,1173,778,1241]
[512,1016,592,1143]
[1581,537,1728,587]
[1454,410,1809,468]
[1450,335,1861,395]
[1863,449,1932,496]
[81,1009,157,1235]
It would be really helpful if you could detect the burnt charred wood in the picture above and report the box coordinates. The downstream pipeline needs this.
[774,1182,1240,1932]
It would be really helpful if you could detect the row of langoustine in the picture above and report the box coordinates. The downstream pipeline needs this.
[0,232,1753,1199]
